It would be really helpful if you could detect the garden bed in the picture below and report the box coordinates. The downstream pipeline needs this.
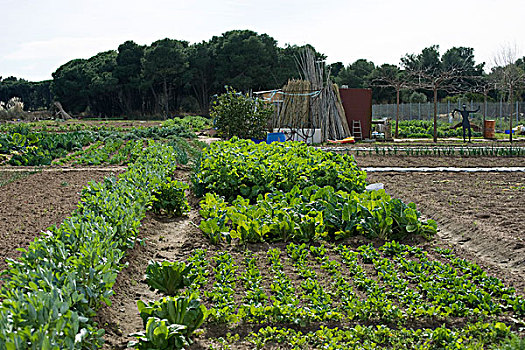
[0,169,122,273]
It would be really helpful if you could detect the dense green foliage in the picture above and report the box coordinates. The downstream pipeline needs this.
[48,30,321,117]
[0,125,95,165]
[199,185,437,244]
[0,122,195,166]
[0,142,181,348]
[0,77,52,112]
[193,138,367,202]
[395,120,482,139]
[162,115,211,132]
[210,87,273,139]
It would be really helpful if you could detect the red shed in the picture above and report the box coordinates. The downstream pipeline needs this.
[338,88,372,140]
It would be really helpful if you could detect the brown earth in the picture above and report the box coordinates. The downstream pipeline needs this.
[366,171,525,294]
[0,169,122,273]
[354,155,525,168]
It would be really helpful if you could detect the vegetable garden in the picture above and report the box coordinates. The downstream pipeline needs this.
[0,119,523,349]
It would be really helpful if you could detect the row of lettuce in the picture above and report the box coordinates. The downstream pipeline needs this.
[0,141,184,349]
[126,138,443,349]
[193,138,437,243]
[0,116,210,166]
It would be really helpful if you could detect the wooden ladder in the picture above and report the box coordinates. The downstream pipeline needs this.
[352,120,363,140]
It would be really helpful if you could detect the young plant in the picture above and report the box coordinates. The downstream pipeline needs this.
[151,178,190,217]
[145,260,195,296]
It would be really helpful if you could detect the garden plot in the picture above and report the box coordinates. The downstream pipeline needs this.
[0,169,120,272]
[1,129,524,349]
[97,139,523,349]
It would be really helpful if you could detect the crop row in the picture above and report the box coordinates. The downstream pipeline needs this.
[199,185,437,244]
[395,120,482,139]
[0,124,195,166]
[0,142,182,349]
[0,116,211,134]
[193,138,367,202]
[350,146,525,157]
[171,242,523,348]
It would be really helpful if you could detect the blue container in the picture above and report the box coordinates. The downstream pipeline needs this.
[266,132,286,144]
[250,138,265,144]
[505,130,515,134]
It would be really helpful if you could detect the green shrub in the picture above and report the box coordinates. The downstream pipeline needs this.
[210,87,273,140]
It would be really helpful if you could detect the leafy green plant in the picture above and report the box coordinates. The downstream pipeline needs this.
[145,260,195,295]
[151,178,190,217]
[130,317,188,350]
[199,185,437,244]
[193,138,366,202]
[137,294,207,337]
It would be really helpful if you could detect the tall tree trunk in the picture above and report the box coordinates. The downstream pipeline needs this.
[483,93,487,136]
[509,86,513,143]
[395,87,400,138]
[163,78,169,119]
[433,87,438,143]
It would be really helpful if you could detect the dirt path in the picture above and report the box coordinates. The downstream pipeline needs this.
[367,171,525,293]
[354,155,525,168]
[97,195,211,350]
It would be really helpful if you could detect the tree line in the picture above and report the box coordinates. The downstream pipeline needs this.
[1,30,524,118]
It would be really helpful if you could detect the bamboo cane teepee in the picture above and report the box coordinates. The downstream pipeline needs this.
[272,48,350,141]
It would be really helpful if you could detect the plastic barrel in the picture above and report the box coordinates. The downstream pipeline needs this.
[484,120,495,139]
[266,132,286,144]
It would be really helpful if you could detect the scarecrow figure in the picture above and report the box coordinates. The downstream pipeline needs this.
[452,104,479,142]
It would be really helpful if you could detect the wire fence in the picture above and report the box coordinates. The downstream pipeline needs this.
[373,101,525,130]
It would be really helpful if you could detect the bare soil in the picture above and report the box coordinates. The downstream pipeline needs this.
[354,155,525,168]
[0,169,122,273]
[366,171,525,293]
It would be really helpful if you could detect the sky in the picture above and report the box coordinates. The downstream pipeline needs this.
[1,0,523,82]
